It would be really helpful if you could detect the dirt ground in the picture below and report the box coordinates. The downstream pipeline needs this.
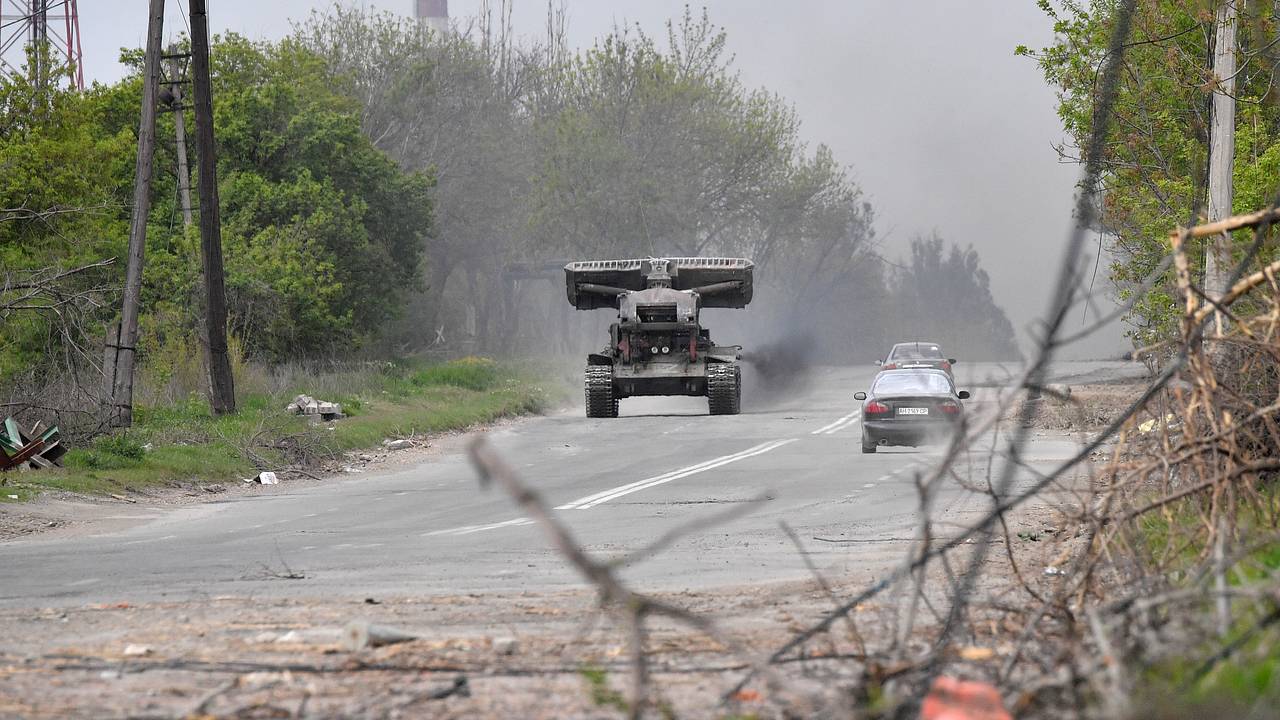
[0,382,1136,718]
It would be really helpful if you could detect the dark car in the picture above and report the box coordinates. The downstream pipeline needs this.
[879,341,956,378]
[854,369,970,453]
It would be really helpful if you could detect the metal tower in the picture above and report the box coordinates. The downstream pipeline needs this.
[0,0,84,90]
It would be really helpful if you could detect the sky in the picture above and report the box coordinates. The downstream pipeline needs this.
[73,0,1124,358]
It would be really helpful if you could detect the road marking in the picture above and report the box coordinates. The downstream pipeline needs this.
[66,577,100,587]
[423,517,535,537]
[556,439,798,510]
[811,410,859,435]
[820,413,861,435]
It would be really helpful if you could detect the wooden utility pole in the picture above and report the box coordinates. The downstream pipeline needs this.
[167,47,194,227]
[1205,0,1238,322]
[110,0,165,427]
[189,0,236,415]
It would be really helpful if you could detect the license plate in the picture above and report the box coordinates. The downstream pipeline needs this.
[897,407,929,416]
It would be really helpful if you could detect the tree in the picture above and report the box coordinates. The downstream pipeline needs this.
[1022,0,1280,346]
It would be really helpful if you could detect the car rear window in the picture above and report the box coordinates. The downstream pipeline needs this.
[874,372,952,395]
[890,343,944,360]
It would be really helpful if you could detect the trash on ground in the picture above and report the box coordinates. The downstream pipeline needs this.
[1043,565,1065,576]
[1139,413,1180,433]
[0,417,66,471]
[122,644,152,657]
[920,676,1011,720]
[254,471,279,485]
[383,439,412,451]
[285,394,344,421]
[493,636,519,655]
[343,619,417,651]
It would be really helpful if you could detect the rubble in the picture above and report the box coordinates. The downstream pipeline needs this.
[284,394,344,422]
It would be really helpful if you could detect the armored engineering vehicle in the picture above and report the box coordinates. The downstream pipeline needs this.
[564,257,754,417]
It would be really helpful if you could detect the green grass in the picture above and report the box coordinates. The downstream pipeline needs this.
[0,358,567,501]
[1127,485,1280,714]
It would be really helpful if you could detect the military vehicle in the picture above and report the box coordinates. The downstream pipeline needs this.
[564,257,754,417]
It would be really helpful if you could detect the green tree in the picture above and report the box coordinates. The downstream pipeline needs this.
[1022,0,1280,345]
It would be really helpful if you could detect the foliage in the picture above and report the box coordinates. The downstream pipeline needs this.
[1022,0,1280,346]
[890,234,1020,360]
[6,358,561,499]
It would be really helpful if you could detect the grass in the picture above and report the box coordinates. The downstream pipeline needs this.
[0,357,567,502]
[1128,485,1280,713]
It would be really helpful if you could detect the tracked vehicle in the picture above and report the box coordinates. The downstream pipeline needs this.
[564,257,754,417]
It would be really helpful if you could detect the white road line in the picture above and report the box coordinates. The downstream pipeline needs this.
[820,413,862,435]
[811,410,859,435]
[558,438,799,510]
[424,517,535,537]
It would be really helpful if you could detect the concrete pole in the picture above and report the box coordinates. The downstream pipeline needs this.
[189,0,236,415]
[111,0,165,427]
[1205,0,1237,317]
[168,49,194,227]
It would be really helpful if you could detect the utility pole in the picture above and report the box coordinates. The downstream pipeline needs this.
[110,0,165,427]
[189,0,236,415]
[1205,0,1237,329]
[166,47,194,227]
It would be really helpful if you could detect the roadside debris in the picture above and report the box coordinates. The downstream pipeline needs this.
[285,394,344,422]
[122,644,152,657]
[0,417,66,471]
[1138,413,1180,433]
[343,619,417,651]
[920,676,1011,720]
[244,471,279,485]
[493,636,519,655]
[383,439,412,451]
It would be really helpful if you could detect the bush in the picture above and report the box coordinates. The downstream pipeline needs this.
[68,433,147,469]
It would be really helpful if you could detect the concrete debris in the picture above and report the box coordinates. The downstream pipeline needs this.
[255,471,279,485]
[122,644,152,657]
[383,439,412,451]
[343,619,417,651]
[1044,383,1072,401]
[285,394,344,421]
[493,636,519,655]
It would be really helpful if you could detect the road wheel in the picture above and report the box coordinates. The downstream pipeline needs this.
[707,362,741,415]
[861,435,877,454]
[585,365,618,418]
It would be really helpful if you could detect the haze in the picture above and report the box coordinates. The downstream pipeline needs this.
[82,0,1124,358]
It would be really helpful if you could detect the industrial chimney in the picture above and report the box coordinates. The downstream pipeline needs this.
[414,0,448,35]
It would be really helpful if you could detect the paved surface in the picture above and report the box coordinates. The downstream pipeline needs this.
[0,362,1142,609]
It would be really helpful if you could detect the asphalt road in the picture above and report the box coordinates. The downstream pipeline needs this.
[0,362,1141,609]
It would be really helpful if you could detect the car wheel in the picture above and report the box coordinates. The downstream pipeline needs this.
[861,436,877,454]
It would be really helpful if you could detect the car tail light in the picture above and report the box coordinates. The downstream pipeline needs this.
[940,361,951,371]
[881,363,896,370]
[866,401,890,415]
[940,402,960,415]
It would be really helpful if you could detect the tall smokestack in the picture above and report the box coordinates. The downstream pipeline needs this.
[414,0,448,36]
